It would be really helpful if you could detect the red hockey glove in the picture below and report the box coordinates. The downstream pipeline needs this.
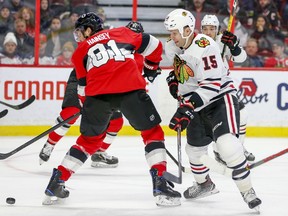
[221,30,239,50]
[169,104,194,131]
[166,70,179,99]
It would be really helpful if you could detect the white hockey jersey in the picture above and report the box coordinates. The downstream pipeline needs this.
[165,34,237,112]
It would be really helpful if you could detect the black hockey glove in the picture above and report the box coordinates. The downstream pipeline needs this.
[143,59,161,83]
[169,105,194,131]
[166,70,178,99]
[221,30,239,50]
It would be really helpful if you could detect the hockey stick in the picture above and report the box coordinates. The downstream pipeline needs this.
[221,0,238,58]
[163,99,183,184]
[0,112,81,160]
[0,109,8,118]
[166,148,190,173]
[201,147,288,177]
[0,95,36,110]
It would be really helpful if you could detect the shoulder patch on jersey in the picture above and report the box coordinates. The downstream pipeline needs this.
[195,37,210,48]
[173,54,194,84]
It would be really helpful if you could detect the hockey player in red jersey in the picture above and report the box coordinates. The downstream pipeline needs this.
[42,12,181,206]
[39,21,151,168]
[164,9,261,211]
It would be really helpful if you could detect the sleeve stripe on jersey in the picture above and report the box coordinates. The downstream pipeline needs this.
[139,34,160,57]
[137,33,150,54]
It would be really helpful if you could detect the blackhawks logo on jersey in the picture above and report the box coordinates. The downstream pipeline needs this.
[195,37,210,48]
[173,54,194,84]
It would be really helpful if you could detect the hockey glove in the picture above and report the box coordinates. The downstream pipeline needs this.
[143,59,161,83]
[166,70,179,99]
[221,30,239,50]
[169,105,194,131]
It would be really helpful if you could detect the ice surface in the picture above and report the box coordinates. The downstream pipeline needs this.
[0,136,287,216]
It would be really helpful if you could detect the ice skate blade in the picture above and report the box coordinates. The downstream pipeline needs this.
[155,195,181,207]
[91,162,118,168]
[253,206,260,214]
[42,195,66,205]
[184,188,219,200]
[39,158,46,165]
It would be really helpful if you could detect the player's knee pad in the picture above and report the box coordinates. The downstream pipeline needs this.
[216,134,245,167]
[141,125,164,144]
[76,133,106,155]
[185,144,209,164]
[60,106,80,124]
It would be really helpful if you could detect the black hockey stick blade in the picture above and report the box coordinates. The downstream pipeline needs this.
[0,95,36,110]
[163,171,182,184]
[0,112,81,160]
[232,147,288,176]
[0,109,8,118]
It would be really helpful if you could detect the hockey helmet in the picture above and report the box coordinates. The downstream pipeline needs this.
[201,15,220,30]
[126,21,144,33]
[164,9,195,38]
[74,12,104,41]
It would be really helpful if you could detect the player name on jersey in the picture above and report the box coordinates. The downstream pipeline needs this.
[86,33,110,45]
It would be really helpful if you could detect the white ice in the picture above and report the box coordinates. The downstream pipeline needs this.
[0,136,287,216]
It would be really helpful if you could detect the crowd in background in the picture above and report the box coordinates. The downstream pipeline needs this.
[0,0,287,68]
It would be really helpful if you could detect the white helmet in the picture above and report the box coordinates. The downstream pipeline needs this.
[164,9,195,38]
[201,14,220,30]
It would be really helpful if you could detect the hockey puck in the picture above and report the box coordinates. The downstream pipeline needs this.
[6,197,15,205]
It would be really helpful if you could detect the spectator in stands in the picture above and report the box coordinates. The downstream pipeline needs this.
[235,38,264,67]
[6,0,24,19]
[39,33,55,65]
[44,16,66,58]
[264,39,288,67]
[250,14,283,57]
[55,41,74,66]
[40,0,54,33]
[17,6,35,37]
[221,15,249,48]
[96,7,113,30]
[50,0,67,17]
[61,9,79,48]
[13,18,34,59]
[185,0,216,32]
[0,4,14,49]
[255,0,282,32]
[0,31,22,64]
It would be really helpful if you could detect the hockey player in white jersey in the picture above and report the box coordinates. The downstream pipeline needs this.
[200,14,255,163]
[165,15,255,163]
[164,9,261,211]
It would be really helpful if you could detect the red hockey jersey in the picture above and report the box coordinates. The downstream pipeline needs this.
[72,27,162,96]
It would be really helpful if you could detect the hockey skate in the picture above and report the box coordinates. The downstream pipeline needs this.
[39,142,55,165]
[150,168,181,206]
[42,168,69,205]
[91,151,119,168]
[241,188,262,212]
[183,175,219,200]
[243,148,256,163]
